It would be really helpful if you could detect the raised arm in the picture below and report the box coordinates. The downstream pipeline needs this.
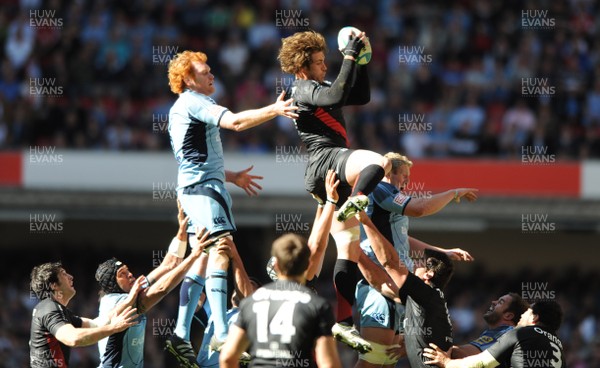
[346,64,370,105]
[219,90,298,131]
[314,335,342,368]
[404,188,478,217]
[306,170,339,280]
[408,236,474,262]
[137,228,211,312]
[145,201,189,284]
[356,210,409,289]
[55,306,138,347]
[357,252,402,303]
[222,236,255,298]
[423,343,500,368]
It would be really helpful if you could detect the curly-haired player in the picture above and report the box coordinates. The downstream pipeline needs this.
[278,30,390,352]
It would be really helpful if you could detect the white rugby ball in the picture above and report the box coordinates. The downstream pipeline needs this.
[337,26,372,65]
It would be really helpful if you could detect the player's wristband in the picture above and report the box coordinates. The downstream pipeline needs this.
[168,237,187,258]
[326,197,338,205]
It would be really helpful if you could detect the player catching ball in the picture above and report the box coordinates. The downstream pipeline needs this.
[278,29,389,351]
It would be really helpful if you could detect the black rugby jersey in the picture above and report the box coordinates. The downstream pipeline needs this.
[487,325,566,368]
[235,280,334,368]
[30,298,83,368]
[399,273,453,368]
[290,59,370,154]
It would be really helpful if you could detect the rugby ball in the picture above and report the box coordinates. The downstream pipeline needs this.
[337,26,372,65]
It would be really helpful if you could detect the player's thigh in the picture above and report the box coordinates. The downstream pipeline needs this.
[331,216,361,261]
[344,149,388,186]
[178,183,236,235]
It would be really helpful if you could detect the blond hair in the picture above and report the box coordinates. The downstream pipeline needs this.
[167,51,207,94]
[384,152,413,173]
[278,31,327,75]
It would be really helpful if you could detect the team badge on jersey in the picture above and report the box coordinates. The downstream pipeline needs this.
[393,193,410,207]
[473,335,494,345]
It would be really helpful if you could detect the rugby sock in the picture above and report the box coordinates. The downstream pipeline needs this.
[333,259,358,325]
[174,273,205,341]
[205,269,228,341]
[351,165,385,196]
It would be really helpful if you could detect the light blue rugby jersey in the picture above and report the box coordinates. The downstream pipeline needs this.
[360,181,414,271]
[169,90,229,189]
[98,293,147,368]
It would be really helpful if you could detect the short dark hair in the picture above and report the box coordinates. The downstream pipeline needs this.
[30,262,63,300]
[424,249,454,289]
[506,292,529,325]
[271,234,310,277]
[532,300,563,333]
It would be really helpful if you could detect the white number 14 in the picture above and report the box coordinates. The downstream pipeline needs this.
[253,301,297,343]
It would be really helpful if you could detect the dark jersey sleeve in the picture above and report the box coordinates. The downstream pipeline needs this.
[346,65,370,105]
[44,303,82,336]
[398,272,439,308]
[296,59,357,108]
[485,328,518,366]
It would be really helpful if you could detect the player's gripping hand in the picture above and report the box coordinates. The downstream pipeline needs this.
[342,32,366,59]
[272,90,299,119]
[110,306,140,333]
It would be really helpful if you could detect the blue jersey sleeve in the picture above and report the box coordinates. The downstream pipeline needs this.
[371,184,411,215]
[185,92,229,127]
[469,326,513,351]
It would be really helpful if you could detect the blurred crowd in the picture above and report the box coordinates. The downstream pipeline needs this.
[0,0,599,158]
[2,249,598,368]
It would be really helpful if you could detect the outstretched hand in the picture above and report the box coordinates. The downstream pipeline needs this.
[444,248,474,262]
[325,170,340,203]
[453,188,478,203]
[231,165,263,196]
[273,90,298,119]
[110,306,139,333]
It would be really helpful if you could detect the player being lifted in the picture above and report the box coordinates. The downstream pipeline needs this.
[166,50,298,365]
[278,30,391,350]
